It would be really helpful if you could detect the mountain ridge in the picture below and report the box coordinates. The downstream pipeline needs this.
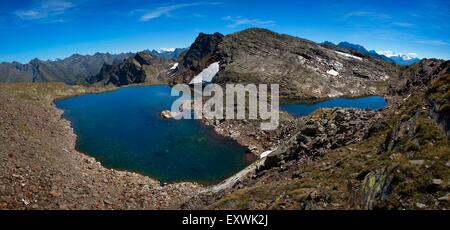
[0,52,134,84]
[321,41,422,66]
[0,48,188,84]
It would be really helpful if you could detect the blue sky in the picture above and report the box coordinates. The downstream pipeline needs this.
[1,0,449,63]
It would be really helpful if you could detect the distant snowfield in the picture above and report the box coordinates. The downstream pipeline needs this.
[376,50,419,60]
[334,51,363,61]
[189,62,220,84]
[157,48,176,53]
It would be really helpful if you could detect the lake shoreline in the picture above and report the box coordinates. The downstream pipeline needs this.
[0,83,203,209]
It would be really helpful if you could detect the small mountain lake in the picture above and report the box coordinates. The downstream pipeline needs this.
[56,86,388,184]
[55,85,253,184]
[280,96,388,117]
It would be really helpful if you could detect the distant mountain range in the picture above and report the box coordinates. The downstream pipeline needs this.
[375,50,422,66]
[321,41,421,66]
[0,53,134,84]
[149,48,188,60]
[0,48,187,84]
[0,32,424,87]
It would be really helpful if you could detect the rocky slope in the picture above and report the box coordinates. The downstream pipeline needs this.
[389,59,449,136]
[179,59,449,210]
[172,28,400,99]
[0,53,133,84]
[0,83,201,210]
[86,51,175,86]
[389,59,449,96]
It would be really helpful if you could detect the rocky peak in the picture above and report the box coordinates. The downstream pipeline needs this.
[181,32,224,70]
[170,32,224,84]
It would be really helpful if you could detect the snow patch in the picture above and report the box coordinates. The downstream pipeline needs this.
[327,69,339,76]
[157,48,176,53]
[260,150,273,159]
[376,50,419,60]
[334,51,363,61]
[189,62,220,84]
[170,63,178,70]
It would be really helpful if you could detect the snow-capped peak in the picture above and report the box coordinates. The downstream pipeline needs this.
[157,48,176,53]
[376,51,419,60]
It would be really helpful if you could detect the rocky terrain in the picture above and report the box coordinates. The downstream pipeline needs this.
[0,53,133,84]
[0,83,201,210]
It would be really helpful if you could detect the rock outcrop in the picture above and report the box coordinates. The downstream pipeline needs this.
[426,67,450,136]
[160,110,180,119]
[172,32,224,84]
[353,167,394,209]
[262,108,383,170]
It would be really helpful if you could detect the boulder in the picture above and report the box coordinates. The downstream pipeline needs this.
[355,167,394,209]
[160,110,180,119]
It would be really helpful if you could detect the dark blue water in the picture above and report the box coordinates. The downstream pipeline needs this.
[281,96,388,117]
[55,86,253,184]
